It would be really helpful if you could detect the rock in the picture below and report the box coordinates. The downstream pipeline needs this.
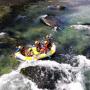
[47,5,66,11]
[40,15,61,28]
[82,46,90,59]
[82,23,90,25]
[0,32,17,47]
[59,6,66,10]
[20,64,75,89]
[61,54,79,67]
[0,32,7,38]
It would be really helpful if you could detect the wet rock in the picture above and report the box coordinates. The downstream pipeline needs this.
[20,65,75,89]
[40,15,61,28]
[82,46,90,59]
[59,6,66,10]
[15,15,27,22]
[61,54,79,67]
[47,5,66,11]
[82,23,90,25]
[0,32,7,38]
[0,32,17,48]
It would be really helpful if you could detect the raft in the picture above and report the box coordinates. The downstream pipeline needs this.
[15,43,56,61]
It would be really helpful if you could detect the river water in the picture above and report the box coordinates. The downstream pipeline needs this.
[0,55,90,90]
[0,0,90,90]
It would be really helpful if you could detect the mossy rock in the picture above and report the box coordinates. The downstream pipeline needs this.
[0,6,11,21]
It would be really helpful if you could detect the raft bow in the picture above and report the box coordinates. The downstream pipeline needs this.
[15,43,56,61]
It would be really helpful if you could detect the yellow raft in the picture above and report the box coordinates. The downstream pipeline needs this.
[15,43,56,61]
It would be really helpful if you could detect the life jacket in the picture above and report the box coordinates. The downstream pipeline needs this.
[40,44,49,54]
[40,48,45,53]
[25,48,33,57]
[35,43,41,52]
[26,51,33,57]
[20,47,26,56]
[44,44,49,53]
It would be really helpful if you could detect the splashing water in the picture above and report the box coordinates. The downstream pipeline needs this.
[0,55,90,90]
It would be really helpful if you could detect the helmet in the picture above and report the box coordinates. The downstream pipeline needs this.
[28,48,32,51]
[44,40,49,44]
[18,46,22,49]
[35,40,40,44]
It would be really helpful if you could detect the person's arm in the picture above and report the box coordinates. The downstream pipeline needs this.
[15,47,20,52]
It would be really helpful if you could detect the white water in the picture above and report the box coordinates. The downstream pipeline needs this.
[0,55,90,90]
[70,25,90,30]
[0,32,7,38]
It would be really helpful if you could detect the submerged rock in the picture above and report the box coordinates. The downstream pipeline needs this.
[0,32,7,38]
[20,64,75,89]
[0,32,17,49]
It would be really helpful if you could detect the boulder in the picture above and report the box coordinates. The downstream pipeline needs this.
[40,15,61,28]
[20,64,75,89]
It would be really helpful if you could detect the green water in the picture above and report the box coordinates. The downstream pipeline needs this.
[0,0,90,79]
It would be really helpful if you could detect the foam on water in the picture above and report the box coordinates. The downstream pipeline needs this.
[0,71,43,90]
[0,55,90,90]
[70,25,90,30]
[0,32,7,38]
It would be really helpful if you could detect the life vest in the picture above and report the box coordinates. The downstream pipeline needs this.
[20,47,26,56]
[40,44,49,53]
[25,48,33,57]
[26,51,33,57]
[44,45,49,53]
[35,43,42,52]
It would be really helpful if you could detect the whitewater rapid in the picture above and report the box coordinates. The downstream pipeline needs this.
[0,55,90,90]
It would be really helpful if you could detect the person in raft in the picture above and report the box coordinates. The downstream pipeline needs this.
[16,45,34,57]
[40,40,52,53]
[34,40,42,52]
[25,48,34,57]
[16,45,26,56]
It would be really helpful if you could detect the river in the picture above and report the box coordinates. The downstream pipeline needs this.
[0,0,90,90]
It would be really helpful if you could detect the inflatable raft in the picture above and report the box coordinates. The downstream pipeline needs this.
[15,43,56,61]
